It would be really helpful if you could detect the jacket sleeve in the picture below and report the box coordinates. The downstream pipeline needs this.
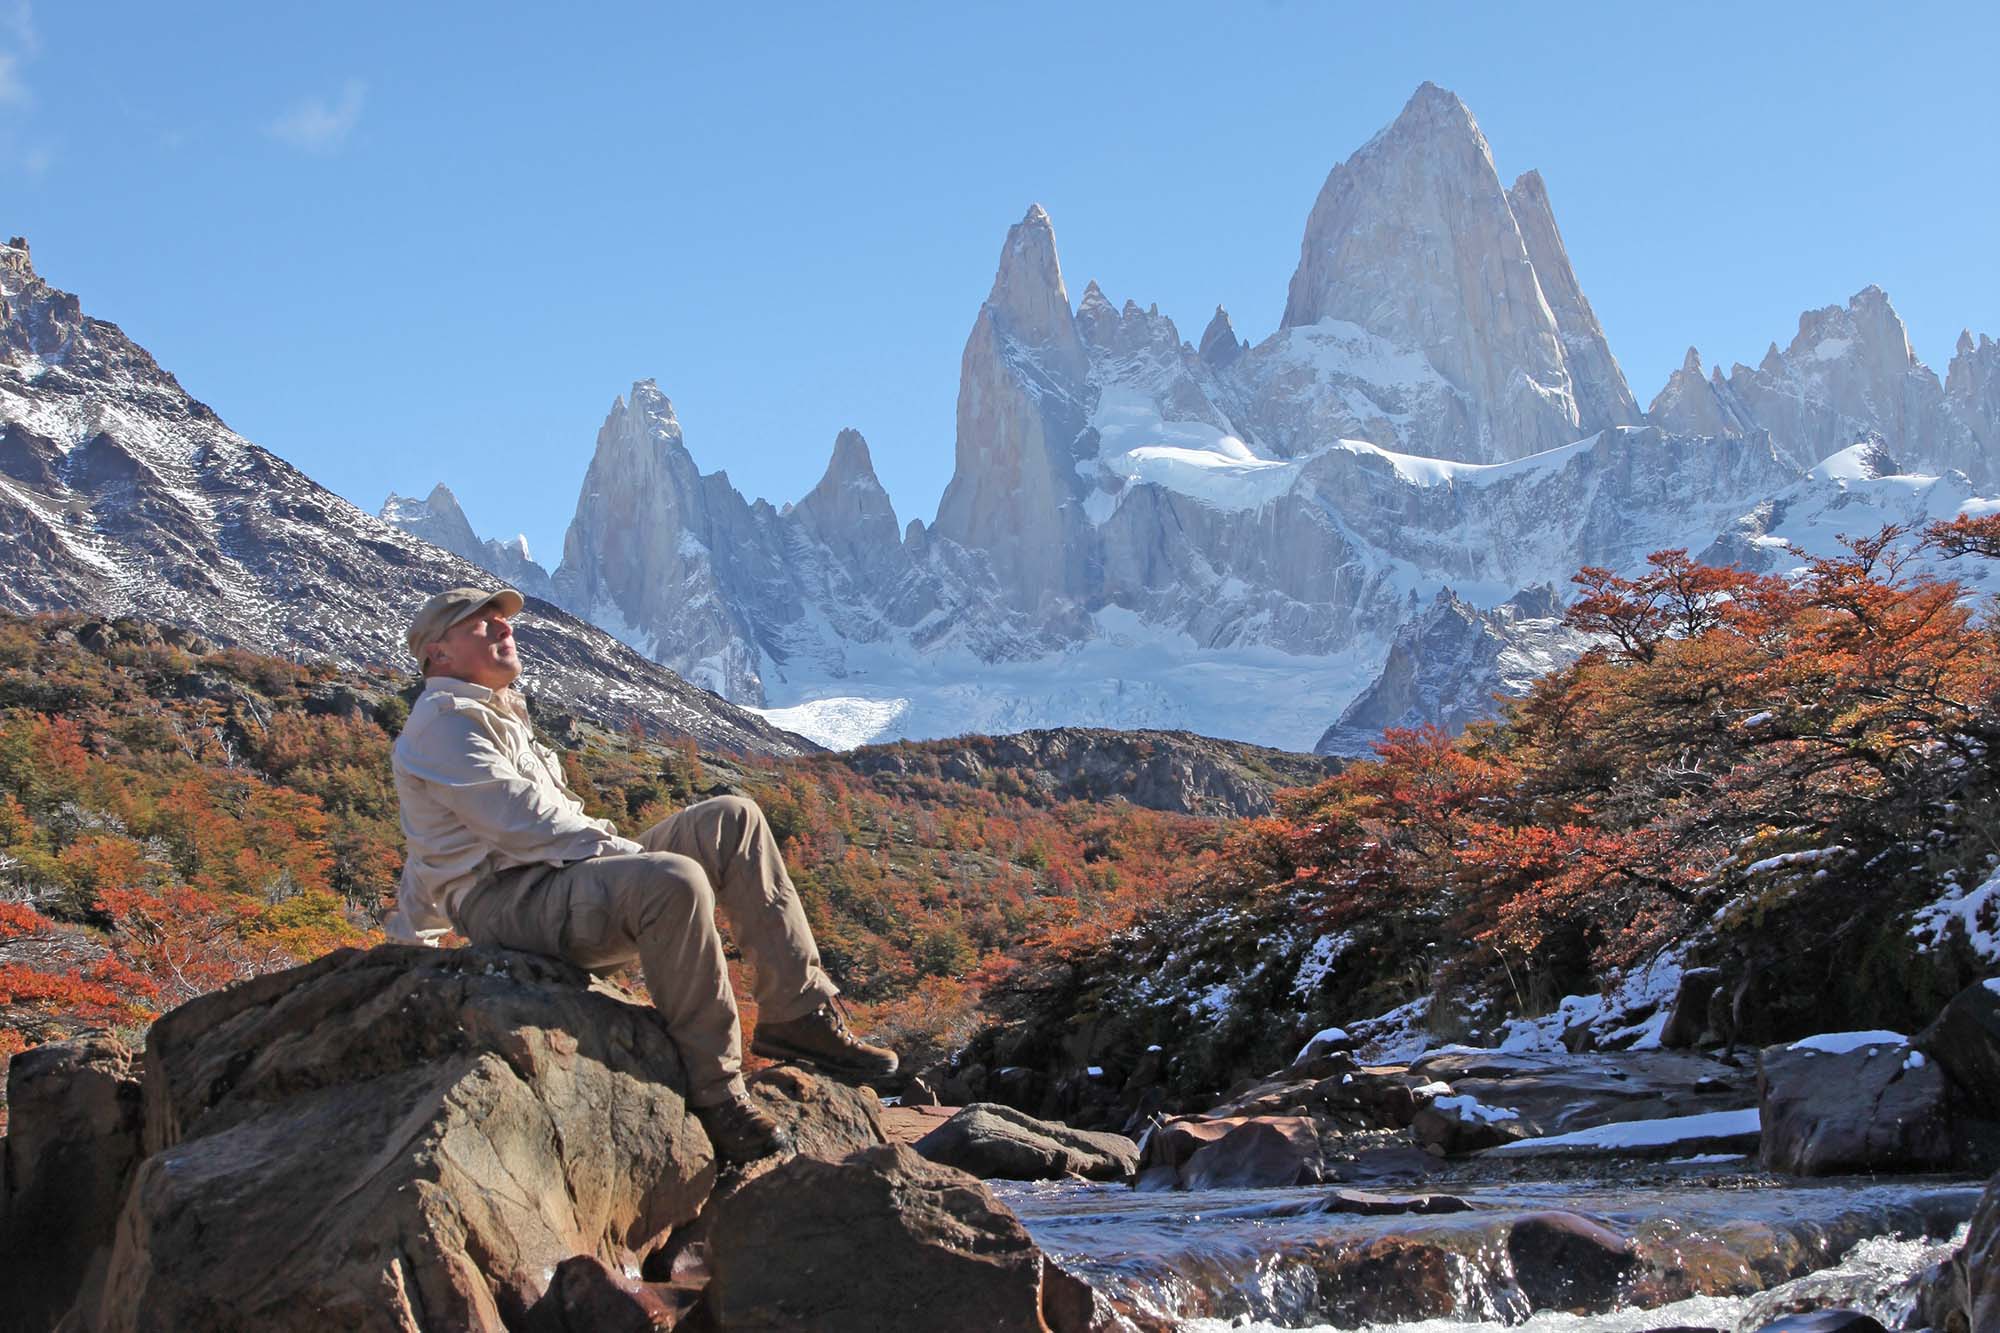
[398,707,645,864]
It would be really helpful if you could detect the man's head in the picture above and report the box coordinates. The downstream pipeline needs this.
[406,587,525,689]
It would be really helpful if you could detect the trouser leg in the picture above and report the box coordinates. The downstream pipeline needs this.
[452,853,745,1105]
[639,794,839,1024]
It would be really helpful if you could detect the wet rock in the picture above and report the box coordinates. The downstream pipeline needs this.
[524,1254,695,1332]
[914,1102,1139,1181]
[72,945,717,1331]
[1660,966,1724,1048]
[1320,1188,1470,1215]
[1507,1211,1637,1312]
[0,1036,145,1332]
[704,1142,1049,1331]
[1758,1040,1951,1175]
[1916,979,2000,1118]
[1917,1169,2000,1333]
[1180,1116,1324,1190]
[1308,1234,1460,1325]
[1746,1314,1887,1333]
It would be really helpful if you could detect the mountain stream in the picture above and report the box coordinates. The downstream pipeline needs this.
[1003,1167,1979,1331]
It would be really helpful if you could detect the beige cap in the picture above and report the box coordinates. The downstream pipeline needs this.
[406,586,524,662]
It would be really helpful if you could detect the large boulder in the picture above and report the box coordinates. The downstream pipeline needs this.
[1914,1168,2000,1333]
[72,945,719,1331]
[1916,979,2000,1118]
[1180,1116,1324,1191]
[914,1103,1138,1181]
[1757,1037,1951,1176]
[0,1037,146,1332]
[704,1142,1051,1332]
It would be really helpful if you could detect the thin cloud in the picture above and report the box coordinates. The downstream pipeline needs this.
[0,1,34,53]
[0,52,26,106]
[267,78,366,153]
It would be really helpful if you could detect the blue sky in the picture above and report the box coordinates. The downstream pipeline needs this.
[4,2,1995,566]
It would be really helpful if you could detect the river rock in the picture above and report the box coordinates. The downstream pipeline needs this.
[1916,979,2000,1118]
[1659,966,1724,1048]
[1746,1314,1888,1333]
[1917,1168,2000,1333]
[0,1036,146,1331]
[72,944,718,1331]
[1406,1049,1753,1138]
[704,1142,1052,1331]
[914,1102,1139,1181]
[745,1063,885,1162]
[523,1254,697,1332]
[1506,1212,1638,1312]
[1180,1116,1325,1190]
[1758,1040,1951,1175]
[1411,1097,1525,1155]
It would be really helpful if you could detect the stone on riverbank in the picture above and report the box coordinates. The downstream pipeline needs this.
[914,1102,1139,1181]
[1758,1038,1951,1175]
[1916,979,2000,1119]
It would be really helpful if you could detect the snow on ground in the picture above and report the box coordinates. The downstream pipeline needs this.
[1787,1031,1908,1056]
[1431,1093,1518,1124]
[1496,950,1684,1053]
[1484,1108,1760,1155]
[1290,932,1355,1000]
[1292,1026,1351,1063]
[1911,866,2000,964]
[1350,996,1434,1064]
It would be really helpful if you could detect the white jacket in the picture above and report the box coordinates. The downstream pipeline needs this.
[384,676,640,942]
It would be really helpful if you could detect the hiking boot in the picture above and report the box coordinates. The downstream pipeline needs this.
[693,1092,794,1164]
[751,999,900,1080]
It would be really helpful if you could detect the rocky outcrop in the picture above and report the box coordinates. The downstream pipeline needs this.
[1138,1114,1326,1191]
[1317,586,1590,754]
[914,1104,1138,1182]
[839,726,1339,817]
[1758,1038,1952,1175]
[74,945,718,1330]
[0,1037,145,1332]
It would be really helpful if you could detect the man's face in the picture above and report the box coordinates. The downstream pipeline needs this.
[426,605,521,689]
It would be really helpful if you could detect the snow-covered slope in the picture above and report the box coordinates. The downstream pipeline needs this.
[0,238,814,757]
[379,483,556,602]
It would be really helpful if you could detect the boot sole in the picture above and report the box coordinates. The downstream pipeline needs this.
[750,1038,899,1081]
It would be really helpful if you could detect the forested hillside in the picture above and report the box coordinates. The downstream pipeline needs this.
[0,614,1227,1108]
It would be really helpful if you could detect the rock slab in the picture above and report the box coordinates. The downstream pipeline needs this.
[915,1102,1139,1181]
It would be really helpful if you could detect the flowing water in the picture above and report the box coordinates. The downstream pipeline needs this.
[1001,1170,1979,1331]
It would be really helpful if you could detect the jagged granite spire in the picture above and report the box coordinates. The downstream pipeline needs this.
[1278,82,1584,461]
[1198,306,1247,369]
[1506,169,1642,432]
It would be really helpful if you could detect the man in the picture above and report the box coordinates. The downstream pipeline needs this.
[385,586,896,1162]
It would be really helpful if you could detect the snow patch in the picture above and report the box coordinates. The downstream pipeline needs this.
[1290,931,1355,999]
[1787,1030,1908,1055]
[1431,1093,1518,1123]
[1486,1108,1760,1155]
[1911,868,2000,963]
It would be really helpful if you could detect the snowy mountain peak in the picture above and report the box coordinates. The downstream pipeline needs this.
[1961,329,1978,357]
[1682,347,1704,375]
[1,236,29,275]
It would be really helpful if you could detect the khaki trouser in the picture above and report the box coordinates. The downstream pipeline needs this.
[450,794,838,1105]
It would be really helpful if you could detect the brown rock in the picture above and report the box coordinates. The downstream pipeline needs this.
[915,1103,1139,1181]
[744,1064,885,1162]
[704,1142,1049,1332]
[0,1037,145,1332]
[73,945,716,1332]
[1660,967,1724,1048]
[527,1254,694,1332]
[1180,1116,1324,1190]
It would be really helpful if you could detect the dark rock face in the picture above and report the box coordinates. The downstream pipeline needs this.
[1758,1040,1952,1176]
[915,1103,1139,1181]
[1748,1314,1888,1333]
[1917,980,2000,1119]
[76,945,717,1331]
[704,1142,1051,1332]
[1505,1212,1637,1313]
[0,1037,146,1331]
[1660,966,1725,1048]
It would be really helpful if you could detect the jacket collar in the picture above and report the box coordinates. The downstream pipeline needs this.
[422,675,529,722]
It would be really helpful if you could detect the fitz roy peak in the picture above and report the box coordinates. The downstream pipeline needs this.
[524,82,2000,752]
